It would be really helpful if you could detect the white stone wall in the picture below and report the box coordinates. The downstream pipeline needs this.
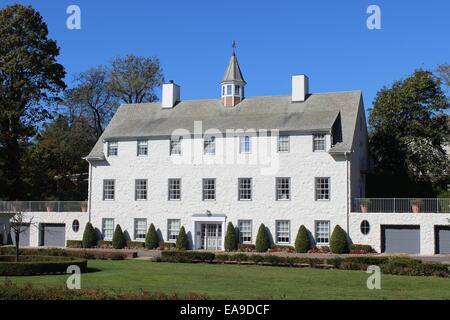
[89,134,351,247]
[18,212,88,247]
[349,212,450,255]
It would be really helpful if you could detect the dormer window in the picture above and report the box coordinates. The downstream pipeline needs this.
[107,141,118,156]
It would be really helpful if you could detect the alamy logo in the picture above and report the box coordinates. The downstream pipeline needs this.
[366,5,381,30]
[66,265,81,290]
[366,265,381,289]
[66,5,81,30]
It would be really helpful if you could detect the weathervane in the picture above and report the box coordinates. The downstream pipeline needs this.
[232,40,236,55]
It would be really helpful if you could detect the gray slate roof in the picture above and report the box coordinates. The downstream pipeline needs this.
[221,53,246,84]
[86,91,362,160]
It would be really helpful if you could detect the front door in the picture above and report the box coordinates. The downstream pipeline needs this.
[200,223,222,250]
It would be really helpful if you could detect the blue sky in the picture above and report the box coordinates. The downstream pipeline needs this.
[2,0,449,111]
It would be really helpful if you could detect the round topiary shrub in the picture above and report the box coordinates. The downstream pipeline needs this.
[176,226,188,250]
[294,225,311,253]
[145,223,158,249]
[224,222,237,251]
[112,224,126,249]
[330,225,349,254]
[82,222,97,248]
[255,224,270,252]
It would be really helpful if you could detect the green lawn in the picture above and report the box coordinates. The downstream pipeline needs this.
[3,259,450,299]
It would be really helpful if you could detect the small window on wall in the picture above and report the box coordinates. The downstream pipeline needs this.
[360,220,370,235]
[72,220,80,232]
[227,84,232,95]
[235,85,240,95]
[107,141,118,156]
[168,219,181,242]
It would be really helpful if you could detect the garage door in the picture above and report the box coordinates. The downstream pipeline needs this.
[40,224,66,247]
[10,223,30,246]
[435,226,450,254]
[381,225,420,254]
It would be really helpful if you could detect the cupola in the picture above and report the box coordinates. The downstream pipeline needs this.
[221,42,246,107]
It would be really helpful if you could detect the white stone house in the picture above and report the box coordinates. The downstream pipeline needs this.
[83,52,369,251]
[2,52,449,254]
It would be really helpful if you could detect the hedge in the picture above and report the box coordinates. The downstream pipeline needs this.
[0,255,87,276]
[156,251,450,278]
[67,240,83,248]
[126,241,145,249]
[0,246,133,260]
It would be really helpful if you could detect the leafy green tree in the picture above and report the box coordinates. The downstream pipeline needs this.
[255,224,270,252]
[329,225,349,254]
[224,222,237,251]
[112,224,126,249]
[0,5,66,199]
[176,226,188,250]
[82,222,97,248]
[369,69,449,194]
[294,225,310,253]
[145,223,158,249]
[26,116,94,200]
[108,54,164,104]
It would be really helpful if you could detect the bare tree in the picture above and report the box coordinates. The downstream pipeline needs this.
[10,211,34,262]
[108,54,164,104]
[64,66,119,140]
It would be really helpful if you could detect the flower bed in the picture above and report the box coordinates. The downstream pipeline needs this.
[0,255,87,276]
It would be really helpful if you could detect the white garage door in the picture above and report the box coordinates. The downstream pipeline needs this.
[382,225,420,254]
[40,224,66,247]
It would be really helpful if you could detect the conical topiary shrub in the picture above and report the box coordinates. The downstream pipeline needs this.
[82,222,97,248]
[224,222,237,251]
[112,224,126,249]
[176,226,188,250]
[329,224,349,254]
[294,225,310,253]
[255,224,270,252]
[145,223,158,249]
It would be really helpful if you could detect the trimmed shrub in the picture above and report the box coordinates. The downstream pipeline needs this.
[112,225,126,249]
[158,242,176,250]
[0,255,87,276]
[350,244,375,254]
[238,244,255,252]
[82,222,97,248]
[126,241,145,249]
[176,226,188,250]
[224,222,237,251]
[255,224,270,252]
[97,240,112,249]
[145,223,158,249]
[66,240,83,248]
[294,225,310,253]
[160,251,215,263]
[329,225,349,254]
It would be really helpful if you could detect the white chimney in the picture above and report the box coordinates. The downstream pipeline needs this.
[292,75,309,102]
[162,81,180,108]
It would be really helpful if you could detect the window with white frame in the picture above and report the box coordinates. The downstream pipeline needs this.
[168,178,181,200]
[135,179,147,200]
[202,178,216,201]
[238,178,252,200]
[226,84,232,95]
[313,134,326,151]
[134,218,147,240]
[276,220,290,244]
[170,137,182,155]
[204,136,216,155]
[167,219,181,242]
[238,220,252,244]
[102,218,114,240]
[137,140,148,156]
[315,177,330,201]
[315,221,330,244]
[107,141,118,156]
[277,135,290,152]
[239,136,251,153]
[276,177,290,200]
[103,179,115,200]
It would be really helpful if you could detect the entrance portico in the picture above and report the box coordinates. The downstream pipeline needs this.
[192,213,226,250]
